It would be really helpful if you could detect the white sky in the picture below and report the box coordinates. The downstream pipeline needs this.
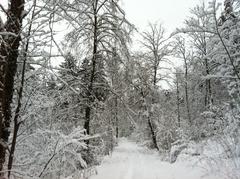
[122,0,200,33]
[1,0,208,34]
[0,0,221,33]
[121,0,204,89]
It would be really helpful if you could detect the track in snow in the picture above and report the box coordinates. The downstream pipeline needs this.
[90,138,216,179]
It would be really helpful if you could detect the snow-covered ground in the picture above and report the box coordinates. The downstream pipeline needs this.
[90,138,218,179]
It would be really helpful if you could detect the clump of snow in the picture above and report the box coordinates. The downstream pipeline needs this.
[170,142,188,163]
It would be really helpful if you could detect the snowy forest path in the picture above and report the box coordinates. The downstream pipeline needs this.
[89,138,211,179]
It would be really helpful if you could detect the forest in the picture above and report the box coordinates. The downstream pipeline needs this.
[0,0,240,178]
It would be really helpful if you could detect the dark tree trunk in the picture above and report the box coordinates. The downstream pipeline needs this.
[148,117,159,151]
[183,56,191,125]
[153,65,157,86]
[144,92,159,151]
[115,97,119,138]
[147,58,159,151]
[8,2,36,177]
[176,74,181,127]
[0,0,25,173]
[84,106,91,136]
[204,58,213,107]
[84,1,98,140]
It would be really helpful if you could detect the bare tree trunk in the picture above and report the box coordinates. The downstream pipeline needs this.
[84,106,91,136]
[84,1,98,139]
[183,56,191,125]
[115,97,119,138]
[147,117,159,151]
[111,1,120,139]
[153,65,157,86]
[176,73,181,127]
[147,56,159,151]
[112,47,119,138]
[143,91,159,151]
[204,58,213,107]
[0,0,25,174]
[7,2,36,177]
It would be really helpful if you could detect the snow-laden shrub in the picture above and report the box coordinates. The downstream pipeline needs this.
[202,135,240,179]
[155,105,178,151]
[12,127,90,179]
[200,106,240,179]
[224,108,240,159]
[190,105,227,140]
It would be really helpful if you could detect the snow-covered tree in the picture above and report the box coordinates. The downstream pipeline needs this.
[0,0,25,173]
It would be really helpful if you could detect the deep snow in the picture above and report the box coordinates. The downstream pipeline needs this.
[90,138,218,179]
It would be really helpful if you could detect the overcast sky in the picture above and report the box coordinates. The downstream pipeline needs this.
[121,0,204,88]
[1,0,208,33]
[122,0,200,33]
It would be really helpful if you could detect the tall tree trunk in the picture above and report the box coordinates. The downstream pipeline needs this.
[176,73,181,127]
[115,97,119,138]
[153,65,157,86]
[111,46,119,138]
[111,0,120,139]
[84,1,98,139]
[84,106,91,136]
[183,57,191,125]
[0,0,25,173]
[148,117,159,151]
[7,2,36,177]
[204,58,213,107]
[146,56,159,151]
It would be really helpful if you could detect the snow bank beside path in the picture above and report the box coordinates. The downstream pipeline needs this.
[90,138,218,179]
